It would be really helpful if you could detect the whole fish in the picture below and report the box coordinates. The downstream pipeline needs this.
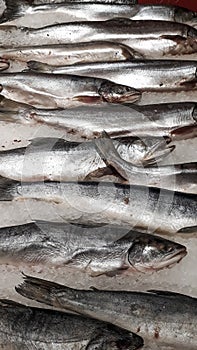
[0,101,196,141]
[93,132,197,193]
[0,222,187,275]
[28,60,197,92]
[16,276,197,349]
[0,1,197,29]
[0,73,140,109]
[0,42,141,67]
[0,137,175,182]
[0,19,197,60]
[0,178,196,234]
[0,298,144,350]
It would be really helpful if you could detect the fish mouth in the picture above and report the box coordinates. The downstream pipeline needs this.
[131,248,187,273]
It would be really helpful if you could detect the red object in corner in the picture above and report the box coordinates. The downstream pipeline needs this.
[138,1,197,12]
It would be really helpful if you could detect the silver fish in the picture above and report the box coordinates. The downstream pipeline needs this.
[93,132,197,193]
[0,298,144,350]
[0,222,187,275]
[0,19,196,59]
[16,276,197,349]
[28,60,197,92]
[0,178,196,234]
[0,73,140,109]
[0,1,197,29]
[0,42,141,67]
[0,137,174,182]
[0,101,196,140]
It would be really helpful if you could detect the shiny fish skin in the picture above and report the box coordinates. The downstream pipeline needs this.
[0,137,174,182]
[0,298,144,350]
[16,276,197,349]
[29,60,197,92]
[0,42,140,67]
[0,20,197,60]
[0,102,195,140]
[1,1,197,28]
[0,222,187,275]
[0,179,196,234]
[0,73,140,109]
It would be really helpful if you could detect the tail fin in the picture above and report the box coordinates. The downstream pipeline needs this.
[0,176,17,201]
[15,274,73,308]
[0,0,31,24]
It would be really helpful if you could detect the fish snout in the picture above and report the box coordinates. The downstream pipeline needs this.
[98,81,141,104]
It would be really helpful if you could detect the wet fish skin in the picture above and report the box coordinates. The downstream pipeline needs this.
[0,179,196,234]
[0,137,174,182]
[0,20,197,60]
[0,101,195,140]
[0,222,187,275]
[28,60,197,92]
[0,298,144,350]
[16,276,197,349]
[1,1,197,28]
[0,42,141,67]
[0,73,140,109]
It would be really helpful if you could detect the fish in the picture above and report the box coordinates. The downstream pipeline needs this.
[16,276,197,349]
[0,298,144,350]
[28,60,197,92]
[0,73,140,109]
[0,101,196,141]
[0,1,197,29]
[0,178,196,234]
[0,137,175,182]
[0,222,187,275]
[0,19,197,60]
[93,132,197,193]
[0,42,141,67]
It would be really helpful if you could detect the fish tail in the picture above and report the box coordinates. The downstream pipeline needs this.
[0,176,17,201]
[0,0,31,24]
[15,274,73,307]
[27,60,53,73]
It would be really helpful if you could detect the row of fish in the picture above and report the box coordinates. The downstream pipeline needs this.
[1,274,197,349]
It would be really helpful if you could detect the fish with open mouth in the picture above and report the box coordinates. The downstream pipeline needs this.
[0,0,197,29]
[28,60,197,92]
[0,222,187,276]
[16,276,197,349]
[0,178,196,234]
[0,298,144,350]
[0,137,175,181]
[0,19,197,60]
[0,73,140,109]
[0,42,141,68]
[0,101,196,141]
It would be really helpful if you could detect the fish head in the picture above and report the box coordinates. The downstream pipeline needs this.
[98,81,141,104]
[174,7,197,28]
[86,325,143,350]
[127,232,187,273]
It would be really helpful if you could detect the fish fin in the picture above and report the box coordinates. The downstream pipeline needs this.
[0,0,31,24]
[147,290,194,299]
[94,131,128,180]
[27,60,53,73]
[178,226,197,234]
[73,96,102,104]
[171,125,197,141]
[28,137,66,149]
[142,141,175,167]
[0,299,25,308]
[0,59,9,71]
[0,176,18,201]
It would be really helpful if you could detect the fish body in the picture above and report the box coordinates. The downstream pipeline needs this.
[0,137,175,181]
[0,298,144,350]
[0,20,197,59]
[0,222,186,275]
[0,102,196,140]
[1,1,197,28]
[28,60,197,92]
[0,73,139,109]
[16,276,197,349]
[0,179,196,234]
[0,42,139,67]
